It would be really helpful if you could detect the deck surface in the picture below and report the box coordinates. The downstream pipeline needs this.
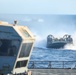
[29,69,76,75]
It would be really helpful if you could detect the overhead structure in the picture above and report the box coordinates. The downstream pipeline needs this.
[0,21,35,75]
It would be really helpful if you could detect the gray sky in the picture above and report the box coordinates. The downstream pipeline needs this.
[0,0,76,14]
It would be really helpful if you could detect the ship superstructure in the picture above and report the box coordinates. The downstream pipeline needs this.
[0,21,35,75]
[47,34,73,48]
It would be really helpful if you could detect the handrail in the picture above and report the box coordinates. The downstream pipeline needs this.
[28,61,76,69]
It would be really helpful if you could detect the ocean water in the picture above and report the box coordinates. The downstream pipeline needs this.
[0,14,76,62]
[30,48,76,61]
[28,48,76,68]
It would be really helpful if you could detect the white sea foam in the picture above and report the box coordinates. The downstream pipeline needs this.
[64,32,76,50]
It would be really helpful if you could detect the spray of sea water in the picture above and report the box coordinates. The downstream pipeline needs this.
[64,32,76,50]
[29,15,76,50]
[34,32,76,50]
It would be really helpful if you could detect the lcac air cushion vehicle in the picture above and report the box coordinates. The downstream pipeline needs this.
[47,34,73,48]
[0,21,35,75]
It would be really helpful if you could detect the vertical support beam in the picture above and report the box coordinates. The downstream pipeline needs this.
[48,61,51,68]
[63,61,64,68]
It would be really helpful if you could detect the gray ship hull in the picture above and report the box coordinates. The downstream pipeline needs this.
[47,42,67,48]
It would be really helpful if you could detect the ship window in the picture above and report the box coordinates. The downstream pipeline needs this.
[15,60,28,68]
[8,45,17,56]
[0,39,20,56]
[19,43,33,58]
[20,28,31,37]
[0,39,11,56]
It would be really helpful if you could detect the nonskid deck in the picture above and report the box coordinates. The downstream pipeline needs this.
[29,69,76,75]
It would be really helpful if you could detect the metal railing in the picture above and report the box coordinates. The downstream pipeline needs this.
[28,61,76,69]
